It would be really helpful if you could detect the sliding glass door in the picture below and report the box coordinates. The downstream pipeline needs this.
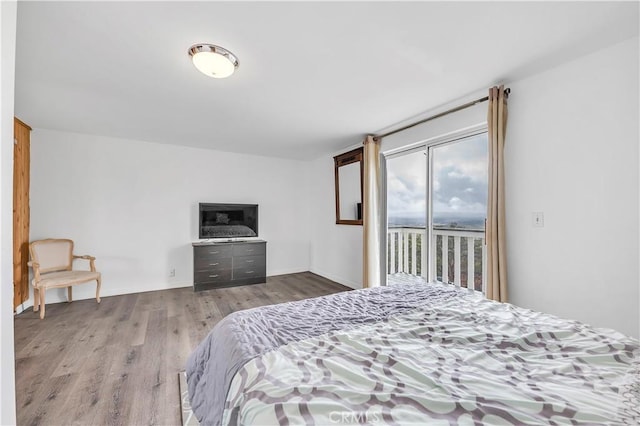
[385,130,488,291]
[386,147,427,283]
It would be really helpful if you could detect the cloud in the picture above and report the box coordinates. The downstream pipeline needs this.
[433,164,486,213]
[433,134,487,181]
[387,132,488,217]
[387,173,426,217]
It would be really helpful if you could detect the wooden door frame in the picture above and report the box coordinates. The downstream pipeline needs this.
[13,117,31,309]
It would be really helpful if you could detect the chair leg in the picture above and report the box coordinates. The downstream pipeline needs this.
[33,287,40,312]
[40,289,46,319]
[96,277,101,304]
[67,286,73,303]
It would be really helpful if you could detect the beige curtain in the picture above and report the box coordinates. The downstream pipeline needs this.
[486,85,509,302]
[363,135,382,288]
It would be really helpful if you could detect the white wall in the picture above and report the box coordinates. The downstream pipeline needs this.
[382,102,486,153]
[28,129,310,305]
[506,36,639,338]
[308,154,363,289]
[0,1,17,424]
[309,36,639,338]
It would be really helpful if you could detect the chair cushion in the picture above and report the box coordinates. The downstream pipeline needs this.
[31,240,73,273]
[33,270,100,289]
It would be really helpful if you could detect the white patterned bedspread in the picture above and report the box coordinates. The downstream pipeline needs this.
[223,288,639,425]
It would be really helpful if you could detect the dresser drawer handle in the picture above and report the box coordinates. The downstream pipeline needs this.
[209,263,219,266]
[209,251,219,254]
[245,249,254,252]
[209,274,219,278]
[245,260,254,263]
[245,271,254,274]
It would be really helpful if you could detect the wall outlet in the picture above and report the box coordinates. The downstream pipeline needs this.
[532,212,544,227]
[169,268,176,277]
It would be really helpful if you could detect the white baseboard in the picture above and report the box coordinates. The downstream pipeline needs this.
[14,269,355,316]
[14,280,194,315]
[309,268,362,290]
[14,302,32,315]
[266,267,308,277]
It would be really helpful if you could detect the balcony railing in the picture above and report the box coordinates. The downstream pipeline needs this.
[387,226,486,292]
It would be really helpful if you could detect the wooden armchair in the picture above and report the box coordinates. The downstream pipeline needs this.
[28,238,101,319]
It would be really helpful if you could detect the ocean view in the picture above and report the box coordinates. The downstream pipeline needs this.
[389,212,485,230]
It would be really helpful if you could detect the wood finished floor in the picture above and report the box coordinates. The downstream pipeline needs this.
[14,272,350,426]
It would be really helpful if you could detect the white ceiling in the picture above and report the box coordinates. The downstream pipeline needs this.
[15,1,639,160]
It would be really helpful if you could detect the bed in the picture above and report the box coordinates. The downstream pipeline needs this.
[186,282,639,425]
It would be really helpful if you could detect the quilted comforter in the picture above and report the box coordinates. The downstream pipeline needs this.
[186,282,639,425]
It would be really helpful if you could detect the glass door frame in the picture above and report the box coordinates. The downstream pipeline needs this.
[381,124,488,285]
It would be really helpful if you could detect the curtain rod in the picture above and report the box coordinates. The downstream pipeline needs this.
[372,88,511,141]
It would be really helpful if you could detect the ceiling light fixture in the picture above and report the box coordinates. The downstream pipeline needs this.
[188,43,239,79]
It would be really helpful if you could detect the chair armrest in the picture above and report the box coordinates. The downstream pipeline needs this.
[27,261,41,281]
[73,255,96,261]
[73,254,97,272]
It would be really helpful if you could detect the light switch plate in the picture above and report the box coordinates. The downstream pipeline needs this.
[532,212,544,227]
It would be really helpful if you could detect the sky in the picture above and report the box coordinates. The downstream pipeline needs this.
[387,132,488,220]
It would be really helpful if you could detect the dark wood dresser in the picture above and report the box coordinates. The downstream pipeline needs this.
[192,240,266,291]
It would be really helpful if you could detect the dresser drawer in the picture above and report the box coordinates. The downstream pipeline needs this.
[232,255,266,271]
[194,257,232,271]
[194,269,232,284]
[194,245,233,260]
[232,243,266,257]
[232,264,265,279]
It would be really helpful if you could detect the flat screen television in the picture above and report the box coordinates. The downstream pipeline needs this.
[199,203,259,240]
